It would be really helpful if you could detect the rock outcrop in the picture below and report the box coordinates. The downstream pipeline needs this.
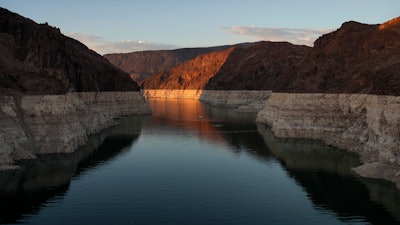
[256,93,400,188]
[140,47,236,89]
[0,92,151,169]
[103,45,242,82]
[0,7,139,95]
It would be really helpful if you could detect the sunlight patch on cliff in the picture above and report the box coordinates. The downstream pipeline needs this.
[379,16,400,31]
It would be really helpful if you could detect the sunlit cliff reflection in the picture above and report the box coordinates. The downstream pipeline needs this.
[147,99,258,147]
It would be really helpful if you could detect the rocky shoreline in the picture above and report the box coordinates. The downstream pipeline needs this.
[3,89,400,189]
[255,92,400,188]
[0,92,151,169]
[142,89,271,112]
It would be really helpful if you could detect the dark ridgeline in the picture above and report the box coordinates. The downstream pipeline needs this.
[0,7,139,95]
[139,17,400,96]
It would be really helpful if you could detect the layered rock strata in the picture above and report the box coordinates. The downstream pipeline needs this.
[199,90,271,112]
[142,89,271,112]
[256,93,400,188]
[0,92,151,169]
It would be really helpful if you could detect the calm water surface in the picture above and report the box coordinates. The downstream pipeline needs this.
[1,99,400,225]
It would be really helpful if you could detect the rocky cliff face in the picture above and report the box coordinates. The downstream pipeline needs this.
[140,47,236,89]
[140,42,309,90]
[0,7,139,95]
[256,93,400,188]
[103,45,240,82]
[0,92,151,169]
[139,17,400,95]
[204,41,310,90]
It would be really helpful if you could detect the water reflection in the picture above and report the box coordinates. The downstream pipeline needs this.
[149,99,400,224]
[2,99,400,224]
[0,115,147,224]
[148,99,271,159]
[257,123,400,224]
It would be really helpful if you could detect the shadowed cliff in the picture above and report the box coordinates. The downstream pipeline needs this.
[0,7,139,95]
[204,41,310,90]
[288,18,400,95]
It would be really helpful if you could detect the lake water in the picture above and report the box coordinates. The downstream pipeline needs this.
[1,99,400,225]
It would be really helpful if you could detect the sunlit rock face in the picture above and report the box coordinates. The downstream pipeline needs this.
[256,93,400,188]
[104,45,242,83]
[0,92,151,169]
[140,47,236,90]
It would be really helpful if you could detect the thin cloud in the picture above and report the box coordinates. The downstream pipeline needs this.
[222,26,333,46]
[65,32,179,55]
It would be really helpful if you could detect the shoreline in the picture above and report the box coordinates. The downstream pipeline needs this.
[142,89,271,112]
[3,89,399,189]
[255,92,400,189]
[143,89,400,189]
[0,92,151,170]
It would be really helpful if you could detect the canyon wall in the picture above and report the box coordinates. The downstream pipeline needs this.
[104,45,242,82]
[0,92,151,169]
[142,89,271,112]
[256,93,400,188]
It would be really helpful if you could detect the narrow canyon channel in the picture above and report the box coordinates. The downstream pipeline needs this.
[1,99,400,225]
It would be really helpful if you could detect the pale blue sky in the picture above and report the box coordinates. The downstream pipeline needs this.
[1,0,399,54]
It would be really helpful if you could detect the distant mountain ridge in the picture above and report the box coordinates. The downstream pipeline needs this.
[103,43,252,82]
[0,7,139,95]
[139,16,400,95]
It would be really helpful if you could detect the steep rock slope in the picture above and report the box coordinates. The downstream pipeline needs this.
[204,41,310,90]
[0,7,139,95]
[140,47,236,89]
[104,45,242,82]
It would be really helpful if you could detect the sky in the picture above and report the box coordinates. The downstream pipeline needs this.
[1,0,399,55]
